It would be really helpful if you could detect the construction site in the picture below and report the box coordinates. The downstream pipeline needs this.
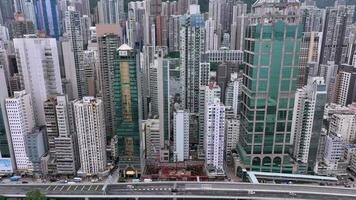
[142,160,221,181]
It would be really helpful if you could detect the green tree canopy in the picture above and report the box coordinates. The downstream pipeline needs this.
[25,190,46,200]
[0,195,6,200]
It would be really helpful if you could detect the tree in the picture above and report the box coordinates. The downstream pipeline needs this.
[25,190,46,200]
[0,195,6,200]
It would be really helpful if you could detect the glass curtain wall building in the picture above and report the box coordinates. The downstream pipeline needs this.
[238,0,302,173]
[113,44,141,177]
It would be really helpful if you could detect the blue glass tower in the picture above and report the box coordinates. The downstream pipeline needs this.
[34,0,61,39]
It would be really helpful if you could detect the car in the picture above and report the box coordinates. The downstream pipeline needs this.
[248,190,255,195]
[171,188,178,193]
[21,181,28,184]
[289,192,296,196]
[127,185,134,189]
[49,178,57,182]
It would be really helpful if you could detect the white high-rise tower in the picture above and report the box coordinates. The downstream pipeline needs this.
[5,91,35,171]
[73,97,106,175]
[204,98,225,172]
[14,37,63,126]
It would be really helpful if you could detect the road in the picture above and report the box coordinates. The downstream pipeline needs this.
[0,182,356,199]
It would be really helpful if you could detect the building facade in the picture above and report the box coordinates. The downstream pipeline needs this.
[173,110,190,162]
[113,44,142,176]
[14,37,63,126]
[74,97,106,175]
[291,77,327,173]
[238,0,302,173]
[5,91,35,171]
[204,98,225,173]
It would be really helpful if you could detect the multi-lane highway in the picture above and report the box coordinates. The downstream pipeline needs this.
[0,182,356,199]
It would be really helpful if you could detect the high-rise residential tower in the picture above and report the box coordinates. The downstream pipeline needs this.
[180,5,205,114]
[97,0,125,24]
[63,6,85,99]
[98,33,120,138]
[149,50,170,142]
[74,97,106,175]
[320,1,355,65]
[54,95,78,175]
[291,77,327,173]
[230,1,248,50]
[5,91,35,171]
[225,73,239,118]
[173,110,190,162]
[198,82,221,157]
[204,98,225,173]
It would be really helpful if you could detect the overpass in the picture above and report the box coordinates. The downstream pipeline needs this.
[0,182,355,199]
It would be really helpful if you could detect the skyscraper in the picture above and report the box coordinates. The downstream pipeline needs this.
[297,32,323,88]
[10,13,35,39]
[43,97,58,157]
[225,117,240,157]
[180,5,205,113]
[230,1,248,50]
[97,0,125,24]
[54,95,78,175]
[173,110,190,162]
[225,73,239,118]
[74,97,106,175]
[14,0,37,27]
[34,0,61,39]
[320,2,355,65]
[25,127,45,173]
[0,0,14,26]
[142,119,162,161]
[63,6,86,99]
[113,44,141,176]
[14,37,63,126]
[143,0,162,46]
[205,18,219,51]
[0,66,12,161]
[5,90,35,171]
[204,98,225,173]
[333,64,356,106]
[238,0,302,173]
[98,33,120,137]
[149,50,170,142]
[291,77,327,173]
[198,82,221,157]
[298,3,324,88]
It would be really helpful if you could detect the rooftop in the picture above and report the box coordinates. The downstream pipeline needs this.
[118,44,133,51]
